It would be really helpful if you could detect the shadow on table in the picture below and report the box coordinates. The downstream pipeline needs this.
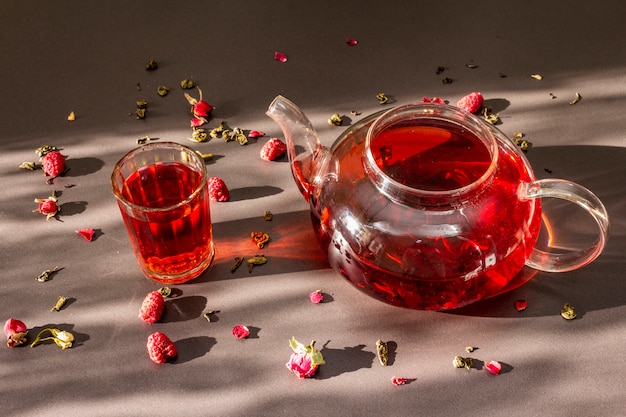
[195,209,330,283]
[451,145,626,318]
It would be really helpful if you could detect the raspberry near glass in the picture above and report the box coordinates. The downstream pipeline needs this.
[111,142,215,284]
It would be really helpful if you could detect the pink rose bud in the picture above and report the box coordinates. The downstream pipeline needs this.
[4,318,28,348]
[485,360,502,375]
[286,338,325,379]
[309,290,324,304]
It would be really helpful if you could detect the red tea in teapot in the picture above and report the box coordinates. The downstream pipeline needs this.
[310,119,542,310]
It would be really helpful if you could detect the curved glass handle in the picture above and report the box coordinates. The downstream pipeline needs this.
[523,179,609,272]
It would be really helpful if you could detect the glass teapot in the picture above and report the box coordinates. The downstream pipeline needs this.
[266,96,609,310]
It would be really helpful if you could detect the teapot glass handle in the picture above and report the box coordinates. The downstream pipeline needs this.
[523,179,609,272]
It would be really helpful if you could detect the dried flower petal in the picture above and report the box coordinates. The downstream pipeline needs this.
[274,52,288,62]
[514,299,528,312]
[485,360,502,375]
[232,325,250,339]
[76,228,95,242]
[391,376,407,386]
[190,117,207,127]
[346,38,358,46]
[309,290,324,304]
[248,130,265,138]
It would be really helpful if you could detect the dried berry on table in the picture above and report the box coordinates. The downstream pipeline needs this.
[456,92,484,114]
[208,177,229,202]
[31,328,74,349]
[286,338,325,379]
[232,325,250,339]
[40,149,66,178]
[260,138,287,161]
[139,291,165,324]
[4,318,28,348]
[147,331,177,364]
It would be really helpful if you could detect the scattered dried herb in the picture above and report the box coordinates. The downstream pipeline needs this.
[328,113,343,126]
[442,77,453,84]
[465,346,475,353]
[189,128,209,143]
[561,303,576,320]
[569,92,582,105]
[145,59,158,71]
[453,355,473,370]
[136,136,152,144]
[36,145,59,158]
[263,211,273,221]
[210,121,226,138]
[180,79,195,89]
[375,339,389,366]
[232,127,248,145]
[247,255,267,273]
[549,93,557,99]
[203,310,219,322]
[195,150,213,160]
[136,83,141,91]
[530,74,543,80]
[157,287,172,298]
[482,107,499,125]
[19,161,37,170]
[436,66,445,74]
[67,111,75,122]
[157,86,170,97]
[37,266,61,282]
[251,232,270,249]
[376,93,389,105]
[231,257,244,272]
[465,63,478,69]
[51,296,67,312]
[136,100,148,119]
[350,110,361,116]
[31,328,74,349]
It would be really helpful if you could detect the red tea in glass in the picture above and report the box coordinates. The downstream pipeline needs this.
[111,142,214,284]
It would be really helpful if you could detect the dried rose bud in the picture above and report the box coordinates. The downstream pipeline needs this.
[286,338,325,379]
[34,194,60,220]
[193,100,214,118]
[309,290,324,304]
[232,325,250,339]
[4,318,28,348]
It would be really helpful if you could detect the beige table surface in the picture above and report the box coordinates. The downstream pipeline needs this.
[1,1,626,416]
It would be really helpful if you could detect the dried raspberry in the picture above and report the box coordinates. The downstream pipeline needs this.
[208,176,229,202]
[232,325,250,339]
[456,92,484,114]
[41,151,66,177]
[146,331,177,364]
[260,138,287,161]
[138,291,165,324]
[4,318,28,348]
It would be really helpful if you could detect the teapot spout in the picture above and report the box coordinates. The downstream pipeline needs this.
[266,95,329,202]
